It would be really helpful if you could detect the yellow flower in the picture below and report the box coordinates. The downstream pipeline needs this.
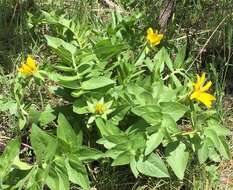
[18,55,37,75]
[146,27,163,46]
[190,73,216,108]
[95,102,107,115]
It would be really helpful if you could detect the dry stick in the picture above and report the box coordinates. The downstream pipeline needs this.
[102,0,124,12]
[186,16,228,72]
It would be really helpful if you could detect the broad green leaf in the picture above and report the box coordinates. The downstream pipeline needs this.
[137,153,169,178]
[160,102,188,121]
[110,106,130,126]
[81,76,115,90]
[12,156,32,170]
[165,142,189,179]
[218,136,230,159]
[129,132,146,152]
[57,74,79,82]
[0,138,20,178]
[58,80,81,89]
[145,129,164,156]
[161,114,181,134]
[104,143,130,159]
[45,35,77,55]
[208,145,221,162]
[73,99,89,114]
[46,166,69,190]
[95,118,121,136]
[152,82,177,103]
[65,155,90,190]
[75,146,103,161]
[10,166,39,190]
[164,50,174,72]
[174,44,186,69]
[30,124,57,164]
[154,48,165,74]
[39,105,56,126]
[111,151,134,166]
[204,129,220,150]
[207,119,230,136]
[45,35,76,64]
[105,134,129,144]
[57,113,77,149]
[41,10,58,24]
[94,39,124,61]
[131,105,162,126]
[130,158,139,178]
[198,140,209,164]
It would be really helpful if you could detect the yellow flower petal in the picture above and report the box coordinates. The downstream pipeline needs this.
[26,55,37,71]
[18,55,38,76]
[190,73,215,108]
[147,27,153,35]
[194,74,202,90]
[190,91,199,100]
[200,73,206,86]
[194,92,215,108]
[201,81,212,92]
[20,64,34,75]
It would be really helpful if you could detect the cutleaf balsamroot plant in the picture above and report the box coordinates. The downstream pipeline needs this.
[0,11,230,190]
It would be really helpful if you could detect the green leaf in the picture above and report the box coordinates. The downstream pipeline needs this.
[153,48,166,74]
[65,154,90,190]
[46,166,69,190]
[94,39,124,61]
[73,99,89,114]
[160,102,188,122]
[39,105,56,126]
[111,151,134,166]
[104,143,129,159]
[165,142,189,180]
[218,136,230,159]
[137,153,169,178]
[10,166,39,190]
[104,134,129,144]
[145,129,164,156]
[174,44,186,69]
[57,113,77,149]
[75,146,103,161]
[207,119,230,136]
[0,138,20,178]
[198,140,209,164]
[45,35,77,55]
[130,158,139,178]
[131,105,162,126]
[12,156,32,170]
[152,82,177,103]
[30,124,57,164]
[95,118,121,136]
[81,76,115,90]
[161,114,180,134]
[204,128,220,150]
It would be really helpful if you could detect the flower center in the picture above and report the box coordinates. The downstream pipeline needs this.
[95,103,106,114]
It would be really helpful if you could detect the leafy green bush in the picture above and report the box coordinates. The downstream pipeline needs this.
[0,10,230,190]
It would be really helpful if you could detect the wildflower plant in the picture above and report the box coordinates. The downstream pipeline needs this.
[0,10,230,190]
